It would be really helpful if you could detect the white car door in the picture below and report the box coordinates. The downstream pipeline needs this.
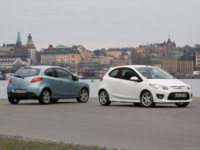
[115,68,141,101]
[105,68,121,101]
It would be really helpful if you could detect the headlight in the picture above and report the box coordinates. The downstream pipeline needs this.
[149,83,169,90]
[187,85,192,90]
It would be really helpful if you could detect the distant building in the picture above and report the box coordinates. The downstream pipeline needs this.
[0,56,30,69]
[164,51,183,59]
[106,48,132,59]
[41,45,82,66]
[0,44,14,56]
[178,57,194,76]
[162,58,179,74]
[106,48,122,59]
[195,51,200,70]
[40,52,56,65]
[139,37,176,54]
[111,59,132,67]
[87,56,113,65]
[28,49,37,65]
[76,45,91,61]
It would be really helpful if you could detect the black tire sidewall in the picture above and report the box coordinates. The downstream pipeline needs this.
[175,102,189,107]
[8,97,20,104]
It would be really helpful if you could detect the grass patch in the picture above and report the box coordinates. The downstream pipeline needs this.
[0,136,109,150]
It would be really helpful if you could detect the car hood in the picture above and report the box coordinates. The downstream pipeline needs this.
[147,79,187,87]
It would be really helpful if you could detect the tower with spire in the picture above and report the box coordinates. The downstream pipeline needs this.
[16,32,22,47]
[162,35,176,53]
[26,33,36,49]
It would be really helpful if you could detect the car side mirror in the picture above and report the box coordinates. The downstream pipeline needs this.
[130,76,139,82]
[73,76,79,81]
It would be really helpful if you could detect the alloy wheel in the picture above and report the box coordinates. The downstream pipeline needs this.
[99,90,111,106]
[140,91,155,107]
[76,89,89,103]
[39,89,51,104]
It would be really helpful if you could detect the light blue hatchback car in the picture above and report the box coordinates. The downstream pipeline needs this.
[7,66,90,104]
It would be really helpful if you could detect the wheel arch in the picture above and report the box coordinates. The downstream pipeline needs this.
[40,87,52,96]
[98,88,107,96]
[140,89,152,99]
[82,86,89,91]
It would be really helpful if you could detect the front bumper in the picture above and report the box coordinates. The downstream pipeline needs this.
[151,90,193,103]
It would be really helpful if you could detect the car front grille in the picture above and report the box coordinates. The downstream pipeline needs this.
[170,86,186,90]
[167,92,190,100]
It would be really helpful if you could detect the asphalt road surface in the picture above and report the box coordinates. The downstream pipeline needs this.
[0,98,200,150]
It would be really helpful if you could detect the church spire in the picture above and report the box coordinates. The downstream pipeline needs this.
[16,32,22,46]
[167,34,172,44]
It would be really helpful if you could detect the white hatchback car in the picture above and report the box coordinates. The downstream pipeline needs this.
[98,65,192,107]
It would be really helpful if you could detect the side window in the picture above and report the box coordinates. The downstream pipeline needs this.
[55,68,73,80]
[109,69,120,78]
[45,69,55,77]
[121,68,137,80]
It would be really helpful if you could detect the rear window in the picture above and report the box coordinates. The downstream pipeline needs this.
[109,69,120,78]
[14,67,40,78]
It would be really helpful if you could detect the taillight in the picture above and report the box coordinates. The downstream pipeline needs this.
[100,76,103,82]
[8,78,12,83]
[31,77,43,83]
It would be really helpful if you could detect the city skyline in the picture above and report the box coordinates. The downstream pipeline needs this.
[0,0,200,50]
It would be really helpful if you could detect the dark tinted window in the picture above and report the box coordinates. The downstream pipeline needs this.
[109,69,120,78]
[45,68,55,77]
[14,67,40,78]
[121,68,138,80]
[55,68,73,80]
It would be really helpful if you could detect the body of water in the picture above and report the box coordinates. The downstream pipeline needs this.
[0,79,199,99]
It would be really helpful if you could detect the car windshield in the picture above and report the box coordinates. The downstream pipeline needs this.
[14,67,40,78]
[135,67,174,79]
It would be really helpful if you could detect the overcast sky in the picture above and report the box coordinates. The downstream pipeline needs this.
[0,0,199,50]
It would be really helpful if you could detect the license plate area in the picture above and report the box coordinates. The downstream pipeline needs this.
[175,93,187,98]
[15,89,27,94]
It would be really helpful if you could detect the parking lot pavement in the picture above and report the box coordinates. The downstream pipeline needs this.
[0,98,200,150]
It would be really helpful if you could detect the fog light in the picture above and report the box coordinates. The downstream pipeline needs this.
[156,94,164,99]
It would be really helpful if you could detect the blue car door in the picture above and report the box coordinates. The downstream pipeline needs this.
[55,68,80,97]
[44,68,62,98]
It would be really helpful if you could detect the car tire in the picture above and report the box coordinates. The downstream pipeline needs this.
[133,102,141,106]
[51,99,59,103]
[76,88,89,103]
[175,102,190,107]
[140,91,155,107]
[8,97,20,104]
[39,89,51,104]
[99,90,111,106]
